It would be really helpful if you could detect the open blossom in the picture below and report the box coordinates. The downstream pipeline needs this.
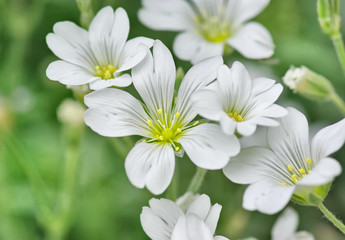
[140,194,229,240]
[139,0,274,63]
[193,61,287,137]
[223,107,344,214]
[84,40,240,194]
[46,6,153,90]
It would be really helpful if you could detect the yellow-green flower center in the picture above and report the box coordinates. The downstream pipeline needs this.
[194,15,232,43]
[278,158,313,186]
[95,64,116,80]
[228,111,244,122]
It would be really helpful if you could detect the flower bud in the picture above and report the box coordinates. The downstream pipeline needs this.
[283,66,335,101]
[57,99,85,127]
[317,0,340,36]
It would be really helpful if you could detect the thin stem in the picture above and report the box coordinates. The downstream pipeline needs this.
[330,92,345,115]
[318,203,345,234]
[187,167,207,194]
[332,33,345,77]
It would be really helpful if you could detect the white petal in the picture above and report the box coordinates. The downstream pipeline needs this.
[192,89,224,121]
[139,0,195,31]
[267,107,310,159]
[298,157,341,186]
[213,236,230,240]
[118,37,154,72]
[293,231,315,240]
[272,207,298,240]
[141,198,184,239]
[252,117,279,127]
[228,22,274,59]
[179,123,240,170]
[205,204,222,236]
[223,147,273,184]
[227,0,270,26]
[171,215,213,240]
[173,32,204,62]
[219,113,237,136]
[243,180,295,215]
[46,60,97,85]
[311,117,345,161]
[84,88,150,137]
[132,40,176,114]
[89,74,132,90]
[260,104,288,118]
[141,201,181,240]
[176,56,223,124]
[125,142,175,195]
[186,194,211,221]
[89,7,129,65]
[191,41,224,65]
[237,121,257,136]
[46,33,92,68]
[252,77,275,95]
[53,21,88,46]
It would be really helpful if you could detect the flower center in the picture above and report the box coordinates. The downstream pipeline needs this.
[95,64,116,80]
[278,158,313,186]
[145,110,199,152]
[194,15,232,43]
[228,111,244,122]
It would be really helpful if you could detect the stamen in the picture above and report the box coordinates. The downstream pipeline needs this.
[193,121,199,126]
[147,119,153,126]
[95,64,116,80]
[158,135,164,141]
[157,109,162,114]
[287,165,293,172]
[292,175,298,182]
[278,182,286,186]
[175,146,180,151]
[228,111,244,122]
[306,158,312,164]
[176,128,181,133]
[299,168,306,174]
[175,112,180,118]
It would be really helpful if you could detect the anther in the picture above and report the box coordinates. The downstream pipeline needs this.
[176,128,181,133]
[147,119,153,126]
[299,168,306,174]
[157,109,162,114]
[175,146,180,151]
[306,158,312,164]
[158,135,164,141]
[292,175,298,182]
[193,121,199,126]
[175,112,180,118]
[287,165,293,172]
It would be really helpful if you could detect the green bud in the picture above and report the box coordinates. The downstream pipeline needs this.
[283,66,335,101]
[291,182,331,206]
[317,0,340,36]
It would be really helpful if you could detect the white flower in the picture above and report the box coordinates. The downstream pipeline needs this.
[223,107,344,214]
[139,0,274,64]
[271,207,314,240]
[46,6,153,90]
[140,194,229,240]
[84,40,240,194]
[193,61,287,137]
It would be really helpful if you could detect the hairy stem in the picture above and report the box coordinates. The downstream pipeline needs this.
[332,33,345,77]
[330,92,345,115]
[319,203,345,235]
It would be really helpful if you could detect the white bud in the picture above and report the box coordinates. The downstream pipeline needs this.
[57,99,85,126]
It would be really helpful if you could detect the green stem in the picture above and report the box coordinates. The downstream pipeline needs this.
[187,167,207,194]
[330,92,345,115]
[76,0,94,29]
[332,33,345,77]
[318,203,345,234]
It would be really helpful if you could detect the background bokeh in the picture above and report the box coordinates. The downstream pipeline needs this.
[1,0,345,239]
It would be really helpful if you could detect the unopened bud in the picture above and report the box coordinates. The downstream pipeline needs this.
[317,0,340,36]
[283,66,334,101]
[57,99,85,126]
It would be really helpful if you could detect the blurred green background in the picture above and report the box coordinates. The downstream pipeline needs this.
[1,0,345,239]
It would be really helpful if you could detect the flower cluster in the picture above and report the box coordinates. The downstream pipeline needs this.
[46,2,345,239]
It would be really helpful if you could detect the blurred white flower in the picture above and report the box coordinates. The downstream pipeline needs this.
[223,107,344,214]
[271,207,314,240]
[193,61,287,137]
[242,207,314,240]
[84,40,240,194]
[141,194,229,240]
[46,6,153,90]
[139,0,274,64]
